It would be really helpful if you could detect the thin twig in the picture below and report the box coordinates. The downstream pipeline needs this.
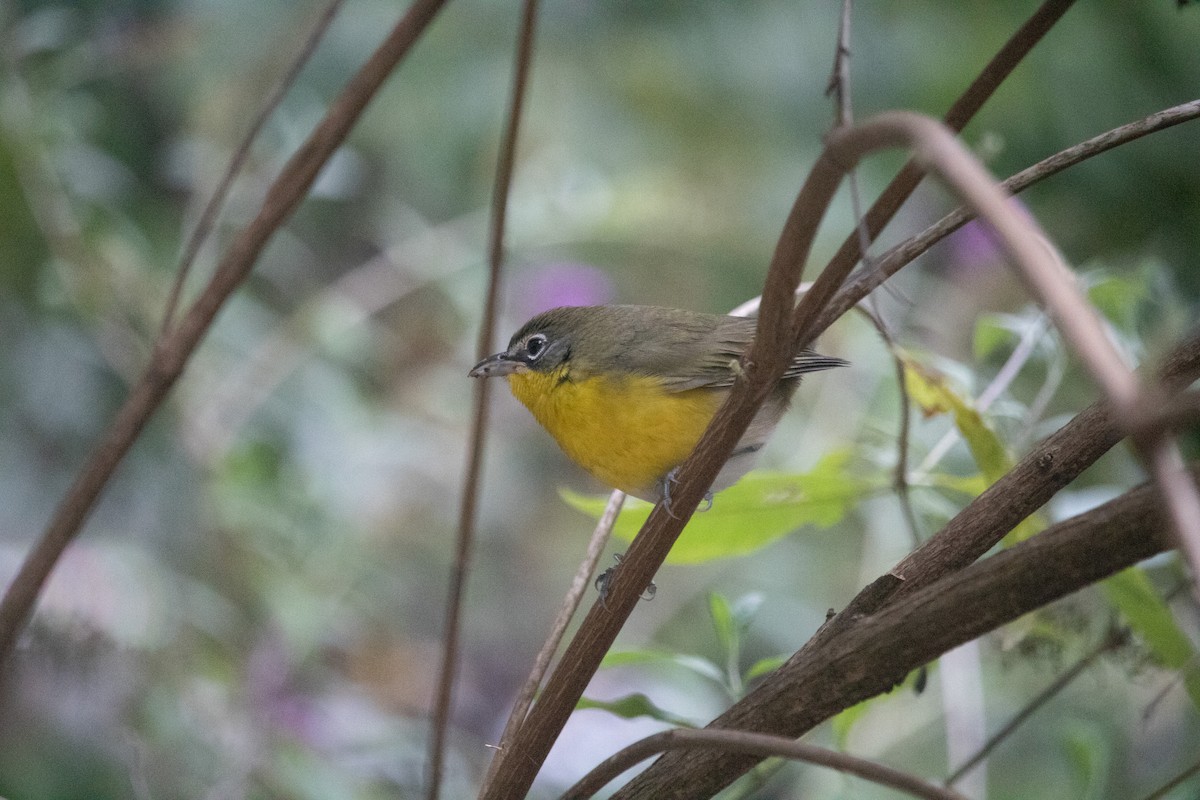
[803,113,1140,413]
[811,0,1079,323]
[826,0,854,128]
[158,0,349,336]
[819,98,1200,335]
[0,0,452,666]
[1139,754,1200,800]
[481,490,625,790]
[826,0,877,283]
[945,625,1127,786]
[428,0,540,797]
[853,306,922,546]
[562,729,967,800]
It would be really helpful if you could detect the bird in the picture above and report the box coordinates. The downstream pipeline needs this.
[469,304,846,505]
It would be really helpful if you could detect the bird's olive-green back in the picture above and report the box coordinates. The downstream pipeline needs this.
[508,305,844,392]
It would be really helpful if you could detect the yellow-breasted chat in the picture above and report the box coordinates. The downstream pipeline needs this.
[469,304,846,503]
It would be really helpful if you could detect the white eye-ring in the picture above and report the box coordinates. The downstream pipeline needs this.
[525,333,548,360]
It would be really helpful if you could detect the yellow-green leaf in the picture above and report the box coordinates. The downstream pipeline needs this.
[831,698,873,748]
[577,692,697,728]
[1104,566,1200,710]
[902,357,1011,483]
[560,449,876,565]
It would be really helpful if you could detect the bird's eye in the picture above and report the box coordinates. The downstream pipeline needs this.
[525,334,548,360]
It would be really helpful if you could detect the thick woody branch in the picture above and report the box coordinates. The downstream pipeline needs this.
[610,469,1189,798]
[563,729,966,800]
[613,329,1200,796]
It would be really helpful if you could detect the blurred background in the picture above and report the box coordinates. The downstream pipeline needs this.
[0,0,1198,797]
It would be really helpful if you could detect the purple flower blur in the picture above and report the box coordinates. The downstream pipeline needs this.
[945,198,1034,276]
[514,263,616,320]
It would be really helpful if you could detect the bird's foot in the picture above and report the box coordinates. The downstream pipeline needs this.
[659,468,713,518]
[595,553,656,605]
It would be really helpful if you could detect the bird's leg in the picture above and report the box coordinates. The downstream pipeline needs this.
[595,553,656,604]
[659,468,713,518]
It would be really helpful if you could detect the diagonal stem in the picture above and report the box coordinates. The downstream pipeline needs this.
[428,0,542,797]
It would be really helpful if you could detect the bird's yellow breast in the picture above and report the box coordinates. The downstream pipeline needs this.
[507,367,724,498]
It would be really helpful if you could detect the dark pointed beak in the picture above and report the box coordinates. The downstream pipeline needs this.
[469,352,524,378]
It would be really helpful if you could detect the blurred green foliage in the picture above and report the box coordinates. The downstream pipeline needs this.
[0,1,1199,798]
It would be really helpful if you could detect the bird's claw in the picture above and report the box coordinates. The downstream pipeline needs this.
[596,553,656,605]
[659,468,713,518]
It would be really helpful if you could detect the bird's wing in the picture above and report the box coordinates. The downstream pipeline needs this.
[658,317,848,391]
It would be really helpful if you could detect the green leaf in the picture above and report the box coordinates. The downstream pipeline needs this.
[577,692,696,728]
[831,698,873,748]
[730,592,765,627]
[599,649,725,685]
[922,472,990,497]
[1087,270,1147,333]
[903,355,1048,544]
[560,449,876,565]
[745,655,786,682]
[902,357,1011,484]
[708,593,737,661]
[1104,566,1200,710]
[972,314,1017,361]
[1062,721,1110,800]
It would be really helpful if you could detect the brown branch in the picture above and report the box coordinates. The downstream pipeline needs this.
[614,329,1200,796]
[799,113,1140,412]
[813,0,1078,303]
[609,468,1189,798]
[805,111,1200,583]
[562,729,966,800]
[430,0,540,797]
[485,103,1112,798]
[0,0,452,667]
[818,97,1200,335]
